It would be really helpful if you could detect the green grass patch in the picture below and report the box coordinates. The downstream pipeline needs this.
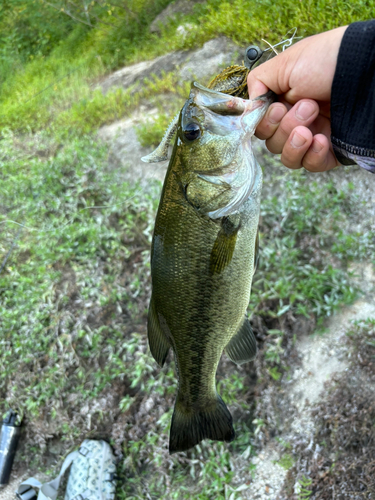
[250,170,368,324]
[277,452,295,470]
[1,130,372,497]
[1,0,375,134]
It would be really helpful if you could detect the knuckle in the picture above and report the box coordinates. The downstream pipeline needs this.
[277,120,293,138]
[266,138,282,154]
[303,153,327,172]
[281,148,302,170]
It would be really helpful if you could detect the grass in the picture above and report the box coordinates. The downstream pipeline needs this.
[1,129,373,497]
[251,174,361,322]
[1,0,375,497]
[1,0,375,135]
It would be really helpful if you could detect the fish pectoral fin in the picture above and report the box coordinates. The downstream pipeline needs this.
[147,298,171,367]
[226,317,257,365]
[169,394,235,453]
[209,215,240,275]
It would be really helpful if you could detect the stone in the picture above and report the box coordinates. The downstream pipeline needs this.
[97,106,169,184]
[99,50,191,95]
[99,37,243,95]
[178,37,242,83]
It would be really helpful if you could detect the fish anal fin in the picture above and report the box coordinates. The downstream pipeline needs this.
[169,395,234,454]
[226,317,257,365]
[147,298,170,367]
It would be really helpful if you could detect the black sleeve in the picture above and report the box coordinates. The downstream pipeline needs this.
[331,20,375,173]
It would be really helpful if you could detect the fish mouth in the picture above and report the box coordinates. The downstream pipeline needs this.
[181,82,273,139]
[190,82,274,115]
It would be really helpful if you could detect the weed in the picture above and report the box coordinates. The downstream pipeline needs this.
[2,0,375,135]
[1,128,371,498]
[136,111,178,148]
[277,453,295,470]
[297,475,313,499]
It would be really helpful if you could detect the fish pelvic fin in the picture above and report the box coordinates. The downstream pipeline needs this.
[226,316,258,365]
[147,298,170,367]
[169,394,235,454]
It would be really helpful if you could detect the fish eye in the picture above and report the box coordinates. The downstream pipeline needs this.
[183,123,201,141]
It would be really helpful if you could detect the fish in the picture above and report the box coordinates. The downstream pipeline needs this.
[142,79,274,453]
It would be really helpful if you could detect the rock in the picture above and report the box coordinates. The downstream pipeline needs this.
[149,0,205,34]
[99,51,191,95]
[97,106,169,184]
[178,37,242,83]
[175,23,195,40]
[99,37,242,95]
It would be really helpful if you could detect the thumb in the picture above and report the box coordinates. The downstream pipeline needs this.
[248,78,269,100]
[247,52,291,99]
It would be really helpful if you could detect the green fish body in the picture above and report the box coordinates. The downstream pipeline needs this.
[142,82,273,453]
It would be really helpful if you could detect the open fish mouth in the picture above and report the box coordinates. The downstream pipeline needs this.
[192,82,273,116]
[182,82,273,141]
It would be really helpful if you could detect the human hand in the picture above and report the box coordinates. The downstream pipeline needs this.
[247,26,348,172]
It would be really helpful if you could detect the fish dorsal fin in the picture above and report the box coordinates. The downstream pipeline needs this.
[141,111,179,163]
[226,317,257,365]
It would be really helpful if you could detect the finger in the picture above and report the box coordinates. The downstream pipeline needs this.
[248,79,269,100]
[302,135,340,172]
[255,103,288,140]
[309,113,331,139]
[265,99,319,154]
[280,126,313,170]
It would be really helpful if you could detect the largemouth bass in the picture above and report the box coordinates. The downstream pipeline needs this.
[142,79,273,453]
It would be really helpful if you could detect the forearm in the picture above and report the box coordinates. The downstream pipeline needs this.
[331,20,375,173]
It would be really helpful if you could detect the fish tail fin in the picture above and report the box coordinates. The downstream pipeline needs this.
[169,394,235,453]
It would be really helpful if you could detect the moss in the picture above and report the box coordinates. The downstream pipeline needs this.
[278,453,295,470]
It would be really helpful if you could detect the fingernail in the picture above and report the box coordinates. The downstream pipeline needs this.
[291,132,307,148]
[312,140,323,153]
[268,105,285,124]
[295,101,316,121]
